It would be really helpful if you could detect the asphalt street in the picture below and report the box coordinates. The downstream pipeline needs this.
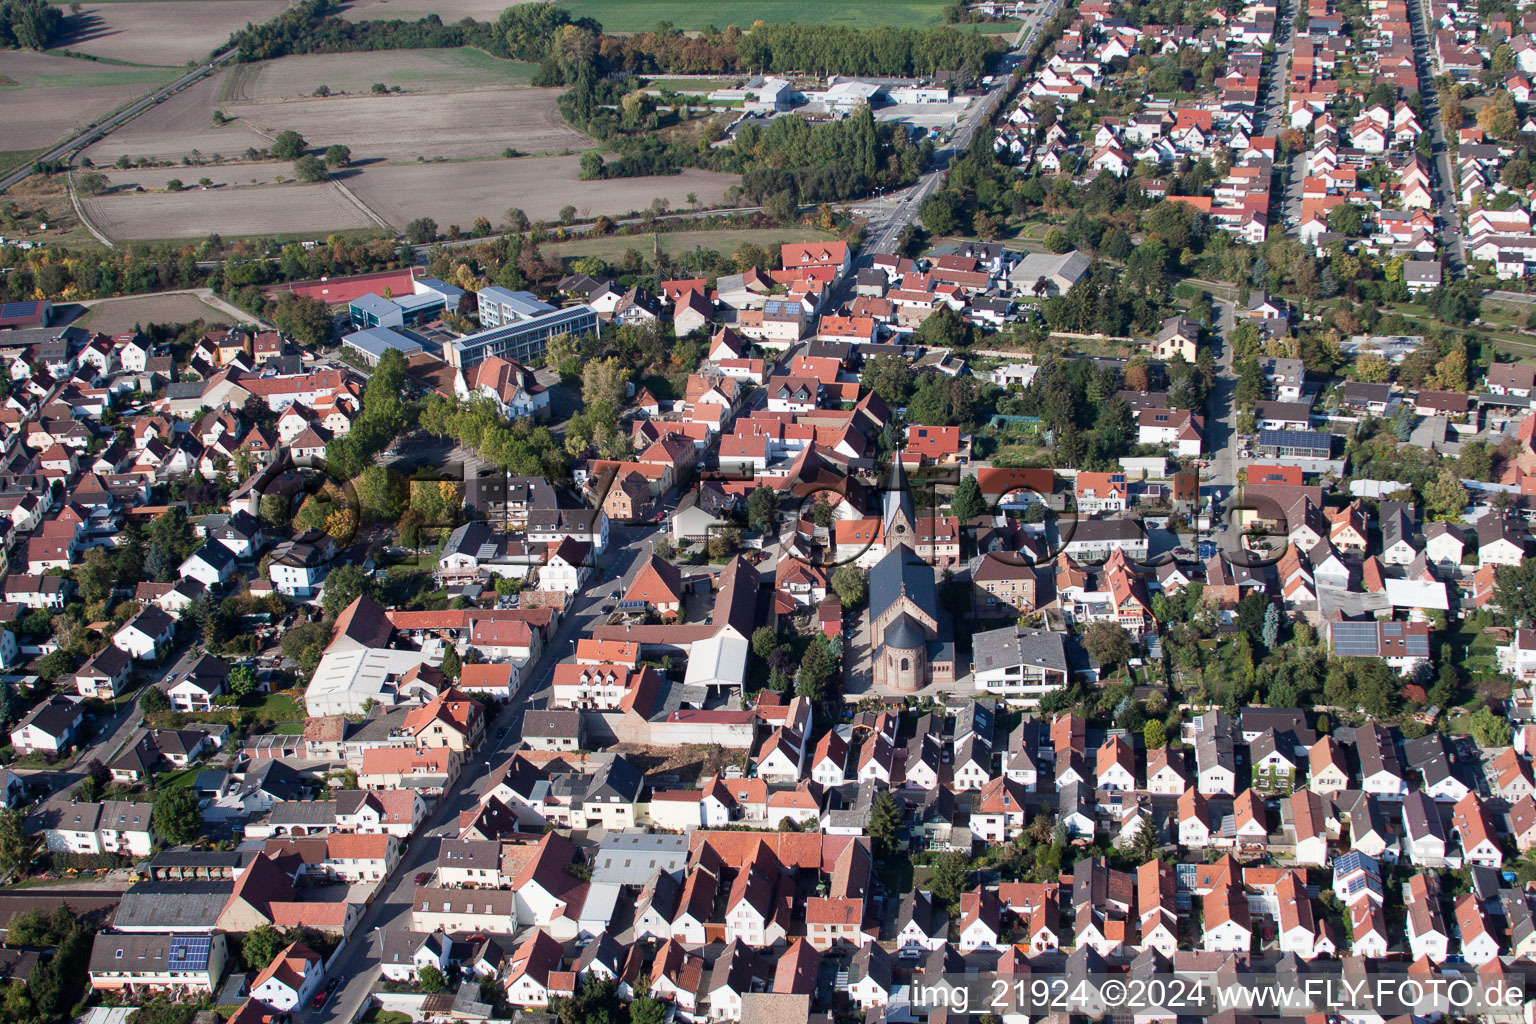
[310,518,665,1024]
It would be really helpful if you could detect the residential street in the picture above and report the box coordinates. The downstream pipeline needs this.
[1407,0,1467,277]
[19,640,204,834]
[311,518,664,1024]
[1203,298,1242,554]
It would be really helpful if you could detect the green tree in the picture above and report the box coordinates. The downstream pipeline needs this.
[153,788,203,846]
[418,964,447,993]
[76,170,109,196]
[751,627,778,659]
[581,356,629,410]
[270,293,333,347]
[796,636,836,700]
[74,546,115,605]
[139,685,170,714]
[165,178,183,192]
[1424,466,1468,521]
[228,665,258,698]
[1470,705,1514,747]
[831,564,867,608]
[293,155,328,182]
[1143,719,1166,749]
[867,788,902,857]
[0,810,28,879]
[357,465,407,522]
[746,486,779,534]
[441,645,462,682]
[406,217,438,244]
[950,474,986,521]
[259,493,291,530]
[241,925,286,970]
[1083,621,1134,673]
[929,850,970,914]
[322,564,376,618]
[271,130,308,160]
[631,996,668,1024]
[324,144,352,167]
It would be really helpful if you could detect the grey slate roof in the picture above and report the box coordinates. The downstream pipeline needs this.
[869,547,937,623]
[113,880,233,930]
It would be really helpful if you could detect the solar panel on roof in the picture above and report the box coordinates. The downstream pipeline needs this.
[1331,621,1382,657]
[169,934,212,971]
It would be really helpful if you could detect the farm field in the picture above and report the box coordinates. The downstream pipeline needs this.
[85,56,577,165]
[559,0,952,32]
[74,292,234,332]
[81,72,269,165]
[227,89,586,162]
[0,50,175,150]
[336,0,525,20]
[344,157,737,231]
[542,227,838,265]
[54,1,290,66]
[80,179,378,241]
[220,48,537,101]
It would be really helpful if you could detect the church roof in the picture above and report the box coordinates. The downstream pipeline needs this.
[869,547,937,623]
[883,614,927,651]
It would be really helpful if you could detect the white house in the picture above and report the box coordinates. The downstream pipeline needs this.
[113,606,176,661]
[250,942,325,1011]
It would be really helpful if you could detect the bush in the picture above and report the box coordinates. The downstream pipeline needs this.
[165,178,183,192]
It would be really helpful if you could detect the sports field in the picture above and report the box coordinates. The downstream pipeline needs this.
[559,0,953,32]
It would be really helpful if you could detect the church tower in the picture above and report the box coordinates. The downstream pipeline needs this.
[882,454,915,552]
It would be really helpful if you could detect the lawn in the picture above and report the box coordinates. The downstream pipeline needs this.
[543,226,838,266]
[153,766,200,791]
[560,0,953,32]
[242,690,304,724]
[643,77,736,92]
[20,66,175,90]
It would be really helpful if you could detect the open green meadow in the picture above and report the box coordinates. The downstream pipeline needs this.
[559,0,955,32]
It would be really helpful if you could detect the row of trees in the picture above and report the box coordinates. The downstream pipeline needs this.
[226,0,1001,77]
[0,0,60,50]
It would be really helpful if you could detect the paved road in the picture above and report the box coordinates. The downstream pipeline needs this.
[312,518,666,1024]
[0,49,239,195]
[19,641,204,834]
[1254,0,1294,138]
[1203,298,1242,554]
[1406,0,1466,277]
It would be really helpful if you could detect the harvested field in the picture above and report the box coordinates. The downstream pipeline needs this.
[81,72,269,165]
[56,1,289,66]
[86,55,577,165]
[228,90,586,162]
[220,48,536,101]
[75,292,233,332]
[543,227,837,265]
[336,0,533,21]
[0,50,174,150]
[344,157,737,231]
[81,181,378,241]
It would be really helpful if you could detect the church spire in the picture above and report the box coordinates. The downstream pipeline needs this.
[882,452,915,550]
